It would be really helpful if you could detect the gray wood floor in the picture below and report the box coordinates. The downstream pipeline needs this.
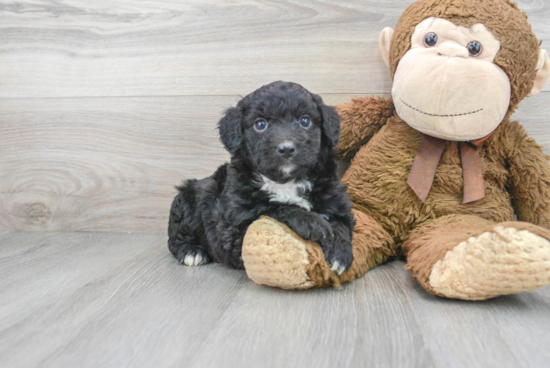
[2,232,550,368]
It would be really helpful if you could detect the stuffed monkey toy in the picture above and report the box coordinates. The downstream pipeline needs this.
[241,0,550,300]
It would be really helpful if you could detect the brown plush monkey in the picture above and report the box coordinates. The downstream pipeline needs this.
[241,0,550,300]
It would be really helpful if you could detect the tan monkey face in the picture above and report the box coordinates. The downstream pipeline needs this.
[392,17,511,141]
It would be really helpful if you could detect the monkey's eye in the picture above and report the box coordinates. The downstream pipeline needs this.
[467,41,483,56]
[299,116,311,128]
[254,120,268,132]
[424,32,438,47]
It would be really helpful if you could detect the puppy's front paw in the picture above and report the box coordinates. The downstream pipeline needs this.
[177,247,210,267]
[294,214,333,242]
[324,243,353,275]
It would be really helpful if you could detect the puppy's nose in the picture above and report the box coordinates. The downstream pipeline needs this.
[277,142,297,158]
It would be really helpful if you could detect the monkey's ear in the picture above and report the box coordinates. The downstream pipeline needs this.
[313,94,340,147]
[379,27,394,68]
[528,49,550,97]
[218,106,244,155]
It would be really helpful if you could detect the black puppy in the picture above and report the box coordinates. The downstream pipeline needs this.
[168,81,354,274]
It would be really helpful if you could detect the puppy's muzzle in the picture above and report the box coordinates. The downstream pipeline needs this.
[277,142,297,159]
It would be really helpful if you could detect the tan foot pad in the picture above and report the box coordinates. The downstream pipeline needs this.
[242,217,313,289]
[429,226,550,300]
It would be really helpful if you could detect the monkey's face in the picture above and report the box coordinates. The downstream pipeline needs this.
[392,17,511,141]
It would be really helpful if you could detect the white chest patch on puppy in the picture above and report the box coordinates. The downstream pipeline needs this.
[259,175,313,211]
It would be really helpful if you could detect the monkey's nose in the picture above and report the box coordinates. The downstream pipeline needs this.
[277,142,297,158]
[437,42,468,58]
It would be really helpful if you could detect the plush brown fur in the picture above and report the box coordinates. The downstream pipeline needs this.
[341,113,550,241]
[337,97,395,159]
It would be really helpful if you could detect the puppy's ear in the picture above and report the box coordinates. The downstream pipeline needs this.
[313,94,340,147]
[218,106,244,155]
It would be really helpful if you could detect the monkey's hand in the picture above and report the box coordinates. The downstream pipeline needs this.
[505,121,550,229]
[335,96,395,159]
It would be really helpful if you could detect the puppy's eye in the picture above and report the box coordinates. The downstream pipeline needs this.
[424,32,438,47]
[467,41,482,56]
[299,117,311,128]
[254,120,268,132]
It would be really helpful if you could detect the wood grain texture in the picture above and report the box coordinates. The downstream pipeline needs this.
[1,92,548,233]
[0,231,549,368]
[0,95,231,232]
[0,0,548,98]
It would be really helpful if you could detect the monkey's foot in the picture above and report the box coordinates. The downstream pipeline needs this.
[242,213,394,290]
[242,216,352,289]
[242,217,317,289]
[428,226,550,300]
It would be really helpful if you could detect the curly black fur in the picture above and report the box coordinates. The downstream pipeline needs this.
[168,81,355,273]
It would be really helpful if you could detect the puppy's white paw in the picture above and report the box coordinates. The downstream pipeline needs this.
[180,252,208,267]
[330,260,346,275]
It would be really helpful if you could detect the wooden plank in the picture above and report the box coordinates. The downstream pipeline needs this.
[0,92,548,233]
[0,232,249,368]
[0,232,163,331]
[0,95,232,232]
[0,0,547,98]
[1,232,549,368]
[192,263,436,368]
[390,263,550,368]
[0,231,49,259]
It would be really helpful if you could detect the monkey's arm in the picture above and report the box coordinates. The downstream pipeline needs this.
[504,121,550,228]
[336,96,395,159]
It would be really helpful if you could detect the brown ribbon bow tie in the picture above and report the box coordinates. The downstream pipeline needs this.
[407,133,493,204]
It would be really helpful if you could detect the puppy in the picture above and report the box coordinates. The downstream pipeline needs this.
[168,81,355,274]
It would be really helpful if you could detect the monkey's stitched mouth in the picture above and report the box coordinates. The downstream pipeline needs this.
[400,99,483,117]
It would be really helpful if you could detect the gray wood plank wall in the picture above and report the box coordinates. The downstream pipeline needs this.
[1,0,549,233]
